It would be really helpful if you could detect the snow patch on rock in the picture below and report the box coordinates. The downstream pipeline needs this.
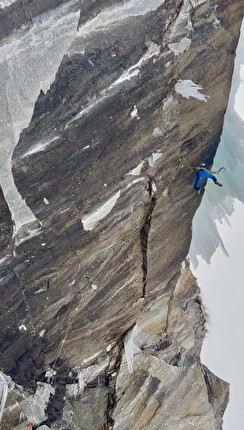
[175,79,209,101]
[127,161,145,176]
[0,0,16,8]
[148,152,163,167]
[82,190,121,231]
[124,324,141,374]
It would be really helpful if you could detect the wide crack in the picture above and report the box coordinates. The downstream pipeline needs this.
[140,178,157,297]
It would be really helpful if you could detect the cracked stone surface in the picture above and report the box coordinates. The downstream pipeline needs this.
[0,0,243,428]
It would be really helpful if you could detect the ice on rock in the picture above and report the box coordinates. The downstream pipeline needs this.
[0,373,9,423]
[175,79,209,101]
[82,191,121,231]
[127,161,145,176]
[168,0,193,55]
[124,324,141,374]
[20,382,55,426]
[0,0,17,8]
[189,20,244,267]
[0,1,80,239]
[67,359,109,398]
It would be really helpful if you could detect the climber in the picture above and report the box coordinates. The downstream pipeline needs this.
[27,421,32,430]
[178,158,224,192]
[193,166,223,192]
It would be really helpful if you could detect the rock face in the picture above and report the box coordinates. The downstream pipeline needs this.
[0,0,243,429]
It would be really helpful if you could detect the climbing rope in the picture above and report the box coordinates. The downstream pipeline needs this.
[179,158,225,174]
[178,157,196,173]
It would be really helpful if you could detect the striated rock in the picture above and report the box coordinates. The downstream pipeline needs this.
[0,0,243,428]
[112,269,226,430]
[202,365,229,430]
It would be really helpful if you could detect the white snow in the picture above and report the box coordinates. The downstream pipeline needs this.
[130,105,140,119]
[82,190,121,231]
[39,330,46,338]
[110,67,140,87]
[0,0,16,8]
[168,0,193,55]
[152,181,157,194]
[0,1,80,237]
[124,324,141,374]
[106,344,113,352]
[148,152,163,167]
[175,79,209,101]
[181,260,187,270]
[127,161,145,176]
[43,198,49,205]
[18,323,27,332]
[190,0,206,7]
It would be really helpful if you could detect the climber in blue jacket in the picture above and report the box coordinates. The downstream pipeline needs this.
[193,166,222,191]
[178,158,224,192]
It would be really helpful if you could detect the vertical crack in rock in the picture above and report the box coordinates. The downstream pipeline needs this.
[105,340,124,430]
[140,178,157,297]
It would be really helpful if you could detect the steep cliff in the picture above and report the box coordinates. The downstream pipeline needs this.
[0,1,243,429]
